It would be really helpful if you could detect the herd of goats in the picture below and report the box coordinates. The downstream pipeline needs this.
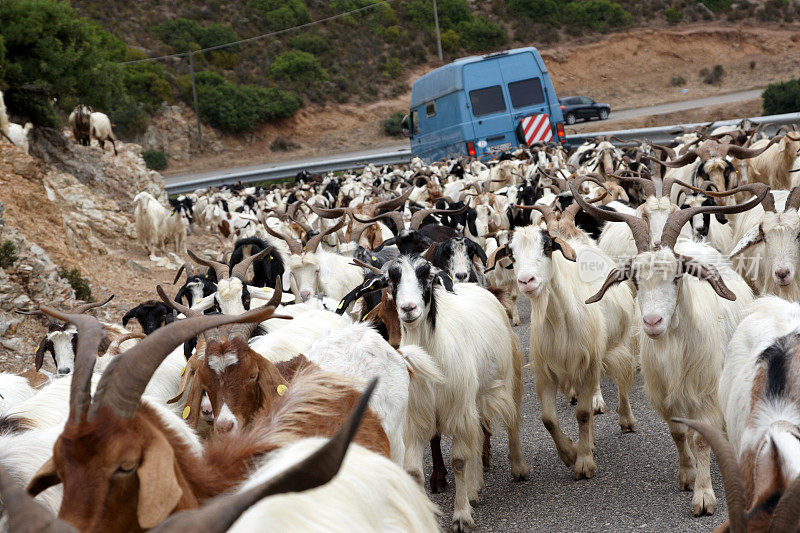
[2,121,800,532]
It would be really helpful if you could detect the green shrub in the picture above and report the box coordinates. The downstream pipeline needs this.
[507,0,563,25]
[405,0,472,30]
[289,33,330,55]
[382,111,406,137]
[198,84,301,131]
[379,57,403,79]
[0,0,127,126]
[177,70,226,104]
[700,0,732,11]
[457,16,506,51]
[669,75,686,86]
[441,29,460,51]
[142,149,168,171]
[122,62,173,108]
[664,7,683,22]
[108,97,148,139]
[762,78,800,115]
[59,267,92,302]
[562,0,633,30]
[246,0,310,31]
[271,51,327,85]
[701,64,725,85]
[0,240,18,269]
[155,18,238,52]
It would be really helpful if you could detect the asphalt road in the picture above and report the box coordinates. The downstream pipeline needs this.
[163,89,763,191]
[423,296,728,533]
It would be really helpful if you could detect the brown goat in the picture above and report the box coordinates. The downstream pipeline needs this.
[1,381,378,533]
[26,303,293,532]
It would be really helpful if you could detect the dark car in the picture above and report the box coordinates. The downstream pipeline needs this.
[559,96,611,125]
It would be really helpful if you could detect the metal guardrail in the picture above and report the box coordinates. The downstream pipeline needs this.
[165,112,800,194]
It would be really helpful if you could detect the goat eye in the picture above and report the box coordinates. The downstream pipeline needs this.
[115,462,138,475]
[248,373,257,382]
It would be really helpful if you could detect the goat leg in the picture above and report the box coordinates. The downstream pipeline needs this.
[429,435,448,493]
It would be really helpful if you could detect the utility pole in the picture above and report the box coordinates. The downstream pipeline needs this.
[432,0,443,61]
[188,51,203,151]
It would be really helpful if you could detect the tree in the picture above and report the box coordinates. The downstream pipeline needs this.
[0,0,127,125]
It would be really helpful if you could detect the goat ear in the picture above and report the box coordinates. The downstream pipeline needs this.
[34,339,51,371]
[422,242,437,262]
[256,358,289,410]
[486,244,510,272]
[729,225,764,258]
[552,237,577,262]
[678,254,736,301]
[336,276,388,315]
[469,240,488,266]
[434,270,454,292]
[122,307,137,326]
[137,432,183,529]
[27,457,61,496]
[585,261,634,304]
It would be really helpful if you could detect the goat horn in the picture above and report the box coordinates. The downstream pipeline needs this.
[569,176,650,253]
[646,141,677,161]
[38,308,105,424]
[88,304,280,420]
[352,258,383,276]
[727,136,779,160]
[173,263,194,285]
[531,205,557,227]
[660,184,769,250]
[784,186,800,212]
[307,204,350,220]
[411,205,467,231]
[368,185,412,214]
[231,246,272,282]
[769,472,800,533]
[672,418,747,533]
[264,224,303,257]
[229,277,286,340]
[71,294,114,315]
[353,210,405,235]
[148,379,378,533]
[105,332,146,355]
[157,285,201,318]
[0,465,78,533]
[188,250,229,281]
[646,149,699,168]
[611,172,656,198]
[304,218,346,254]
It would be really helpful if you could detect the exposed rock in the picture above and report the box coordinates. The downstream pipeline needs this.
[142,103,224,162]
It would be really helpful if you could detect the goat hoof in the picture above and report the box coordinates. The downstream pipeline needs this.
[452,515,475,533]
[430,472,448,494]
[619,419,636,433]
[512,464,531,481]
[569,396,578,406]
[557,444,577,467]
[692,490,716,516]
[574,455,596,480]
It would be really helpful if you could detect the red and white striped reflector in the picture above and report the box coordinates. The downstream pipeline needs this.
[520,114,553,145]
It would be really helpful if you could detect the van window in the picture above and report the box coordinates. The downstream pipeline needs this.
[508,78,545,109]
[426,102,436,117]
[469,86,506,117]
[411,110,419,135]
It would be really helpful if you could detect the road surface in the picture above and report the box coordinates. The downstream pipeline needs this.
[426,296,728,532]
[163,89,763,191]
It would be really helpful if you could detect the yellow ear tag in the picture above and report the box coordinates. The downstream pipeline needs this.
[337,300,344,310]
[371,255,377,261]
[277,384,288,396]
[180,366,185,377]
[182,406,191,419]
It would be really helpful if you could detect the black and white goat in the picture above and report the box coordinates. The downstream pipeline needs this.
[429,236,487,284]
[122,300,177,335]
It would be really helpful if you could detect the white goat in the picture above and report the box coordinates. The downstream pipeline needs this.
[0,90,32,154]
[133,191,168,256]
[349,255,529,531]
[89,111,118,155]
[573,182,764,516]
[489,204,637,482]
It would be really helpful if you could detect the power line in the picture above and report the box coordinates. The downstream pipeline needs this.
[120,0,393,65]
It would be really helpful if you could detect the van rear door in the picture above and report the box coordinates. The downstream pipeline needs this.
[462,60,514,153]
[496,53,553,144]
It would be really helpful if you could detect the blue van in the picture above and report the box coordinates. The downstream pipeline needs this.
[406,47,566,163]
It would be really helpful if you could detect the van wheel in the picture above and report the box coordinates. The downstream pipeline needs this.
[599,109,609,120]
[565,113,576,125]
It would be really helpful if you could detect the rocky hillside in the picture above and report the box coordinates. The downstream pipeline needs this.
[0,134,220,375]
